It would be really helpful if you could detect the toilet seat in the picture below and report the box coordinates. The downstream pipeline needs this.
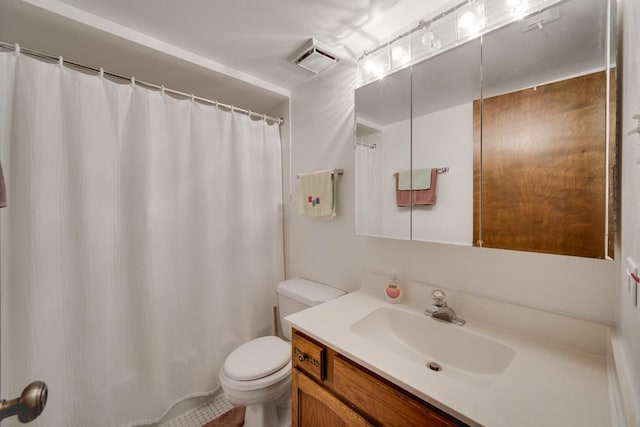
[220,359,292,391]
[221,336,291,391]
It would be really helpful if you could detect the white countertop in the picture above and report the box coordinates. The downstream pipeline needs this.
[285,288,611,427]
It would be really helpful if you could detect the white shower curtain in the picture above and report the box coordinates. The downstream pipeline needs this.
[354,143,382,236]
[0,52,283,426]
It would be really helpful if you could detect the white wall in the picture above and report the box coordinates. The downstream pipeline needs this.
[617,0,640,414]
[289,60,616,326]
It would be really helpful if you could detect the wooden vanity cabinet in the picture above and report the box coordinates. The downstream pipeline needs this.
[291,329,467,427]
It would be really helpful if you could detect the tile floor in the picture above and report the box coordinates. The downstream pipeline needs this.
[159,394,234,427]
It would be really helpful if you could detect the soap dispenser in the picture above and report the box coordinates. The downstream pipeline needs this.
[384,271,402,303]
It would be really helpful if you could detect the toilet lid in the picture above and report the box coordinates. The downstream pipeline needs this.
[223,336,291,381]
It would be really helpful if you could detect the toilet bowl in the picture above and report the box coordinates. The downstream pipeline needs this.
[219,278,346,427]
[220,336,292,427]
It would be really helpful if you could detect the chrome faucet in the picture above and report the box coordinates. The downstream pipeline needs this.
[424,289,465,326]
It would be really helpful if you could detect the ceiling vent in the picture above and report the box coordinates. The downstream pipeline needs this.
[290,38,339,74]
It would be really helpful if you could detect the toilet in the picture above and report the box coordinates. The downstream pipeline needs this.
[219,278,346,427]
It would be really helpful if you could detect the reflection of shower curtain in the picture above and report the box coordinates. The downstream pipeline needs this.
[355,143,382,235]
[0,52,283,426]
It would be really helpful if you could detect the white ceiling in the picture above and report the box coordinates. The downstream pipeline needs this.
[0,0,453,112]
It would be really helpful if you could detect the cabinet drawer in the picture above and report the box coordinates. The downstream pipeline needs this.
[332,355,465,427]
[292,331,326,382]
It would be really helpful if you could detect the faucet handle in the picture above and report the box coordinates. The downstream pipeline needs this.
[432,289,446,305]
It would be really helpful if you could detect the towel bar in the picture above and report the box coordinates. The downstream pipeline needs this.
[297,169,343,179]
[627,114,640,136]
[391,167,449,177]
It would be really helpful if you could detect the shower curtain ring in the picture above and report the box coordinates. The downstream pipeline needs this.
[14,43,20,57]
[59,56,64,67]
[131,76,136,85]
[161,85,165,94]
[99,68,104,78]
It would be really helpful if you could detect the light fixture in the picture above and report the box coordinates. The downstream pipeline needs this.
[289,38,339,74]
[391,45,411,66]
[361,53,387,81]
[357,0,551,86]
[420,29,442,51]
[458,11,479,31]
[457,2,485,38]
[507,0,529,18]
[421,30,434,46]
[364,59,382,78]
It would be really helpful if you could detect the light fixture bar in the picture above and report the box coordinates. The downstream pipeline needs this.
[357,0,566,86]
[359,0,476,61]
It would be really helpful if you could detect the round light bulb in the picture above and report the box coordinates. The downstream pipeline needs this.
[364,59,376,72]
[373,65,385,80]
[421,31,434,47]
[391,46,410,65]
[509,0,529,18]
[458,10,479,32]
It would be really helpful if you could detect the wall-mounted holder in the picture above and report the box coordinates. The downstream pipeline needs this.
[390,167,449,178]
[625,257,638,307]
[296,169,343,179]
[629,273,638,307]
[628,114,640,136]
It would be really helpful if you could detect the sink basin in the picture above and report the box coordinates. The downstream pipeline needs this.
[350,307,515,386]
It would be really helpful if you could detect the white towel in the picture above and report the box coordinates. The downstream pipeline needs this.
[398,168,431,190]
[298,170,336,219]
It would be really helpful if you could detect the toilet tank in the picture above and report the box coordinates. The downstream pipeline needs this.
[277,278,346,340]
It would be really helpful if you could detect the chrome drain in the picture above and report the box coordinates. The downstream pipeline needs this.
[427,362,442,372]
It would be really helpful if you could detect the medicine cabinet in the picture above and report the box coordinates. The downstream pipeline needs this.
[354,0,616,259]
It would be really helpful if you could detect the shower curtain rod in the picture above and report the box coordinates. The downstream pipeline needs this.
[355,141,376,149]
[0,41,284,126]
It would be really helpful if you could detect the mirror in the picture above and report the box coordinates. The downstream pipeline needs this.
[354,0,616,259]
[410,39,480,245]
[355,67,411,240]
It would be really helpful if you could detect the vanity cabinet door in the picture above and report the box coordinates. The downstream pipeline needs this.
[475,71,611,258]
[292,368,371,427]
[332,355,464,427]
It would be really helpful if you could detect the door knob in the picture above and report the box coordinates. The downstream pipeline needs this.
[0,381,48,423]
